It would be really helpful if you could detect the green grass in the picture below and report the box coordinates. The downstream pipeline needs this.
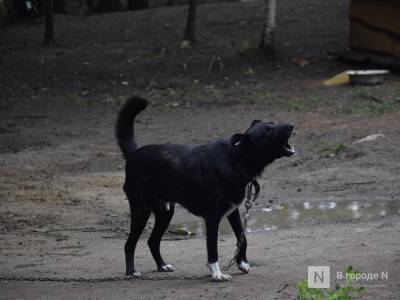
[65,92,125,107]
[287,96,322,112]
[337,100,400,114]
[239,40,250,56]
[287,99,307,111]
[350,86,383,99]
[0,122,17,134]
[151,46,167,59]
[252,91,275,105]
[337,86,400,115]
[249,91,325,110]
[318,143,346,157]
[297,266,365,300]
[65,92,82,103]
[243,67,255,76]
[65,92,99,107]
[309,95,323,106]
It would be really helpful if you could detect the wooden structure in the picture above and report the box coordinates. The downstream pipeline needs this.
[349,0,400,58]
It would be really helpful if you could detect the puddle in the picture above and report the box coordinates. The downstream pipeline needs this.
[170,200,400,237]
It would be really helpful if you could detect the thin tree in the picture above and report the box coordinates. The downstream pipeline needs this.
[258,0,276,52]
[183,0,196,42]
[97,0,121,12]
[87,0,94,13]
[43,0,55,45]
[127,0,148,10]
[54,0,66,13]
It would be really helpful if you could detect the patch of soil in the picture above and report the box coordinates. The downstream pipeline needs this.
[1,0,400,298]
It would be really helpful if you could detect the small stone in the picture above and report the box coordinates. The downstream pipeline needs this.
[352,134,385,145]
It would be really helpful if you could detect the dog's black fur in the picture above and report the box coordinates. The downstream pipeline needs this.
[116,96,295,278]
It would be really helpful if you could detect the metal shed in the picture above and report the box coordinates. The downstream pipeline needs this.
[350,0,400,58]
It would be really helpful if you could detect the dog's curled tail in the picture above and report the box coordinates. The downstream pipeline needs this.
[116,96,148,159]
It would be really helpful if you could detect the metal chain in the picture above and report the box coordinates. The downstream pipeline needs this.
[223,179,260,271]
[0,180,260,283]
[0,274,210,282]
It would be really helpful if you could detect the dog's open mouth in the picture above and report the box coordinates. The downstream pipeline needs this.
[282,125,295,157]
[283,142,296,156]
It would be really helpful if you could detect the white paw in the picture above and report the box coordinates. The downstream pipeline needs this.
[237,261,250,273]
[159,264,175,272]
[126,271,142,277]
[208,261,232,282]
[212,273,232,282]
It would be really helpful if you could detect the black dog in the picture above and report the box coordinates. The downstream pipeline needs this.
[116,97,295,281]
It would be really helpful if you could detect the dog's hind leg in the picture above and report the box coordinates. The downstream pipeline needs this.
[148,203,175,272]
[125,198,151,276]
[205,217,232,281]
[227,208,250,273]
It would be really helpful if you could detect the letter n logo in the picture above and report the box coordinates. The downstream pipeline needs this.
[308,266,330,288]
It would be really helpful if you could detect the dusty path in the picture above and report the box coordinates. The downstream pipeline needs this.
[1,0,400,298]
[1,104,400,299]
[1,218,400,299]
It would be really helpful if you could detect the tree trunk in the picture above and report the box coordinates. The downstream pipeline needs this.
[97,0,121,12]
[127,0,148,11]
[54,0,66,13]
[43,0,55,45]
[258,0,276,52]
[183,0,196,42]
[86,0,94,13]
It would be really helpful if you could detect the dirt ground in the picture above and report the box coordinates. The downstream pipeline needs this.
[1,0,400,298]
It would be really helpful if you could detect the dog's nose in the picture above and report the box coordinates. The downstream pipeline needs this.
[287,124,294,130]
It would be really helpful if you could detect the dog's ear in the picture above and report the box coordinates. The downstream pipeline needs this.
[231,133,249,147]
[250,120,261,127]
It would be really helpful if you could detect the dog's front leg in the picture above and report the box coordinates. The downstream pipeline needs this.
[227,209,250,273]
[205,218,232,282]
